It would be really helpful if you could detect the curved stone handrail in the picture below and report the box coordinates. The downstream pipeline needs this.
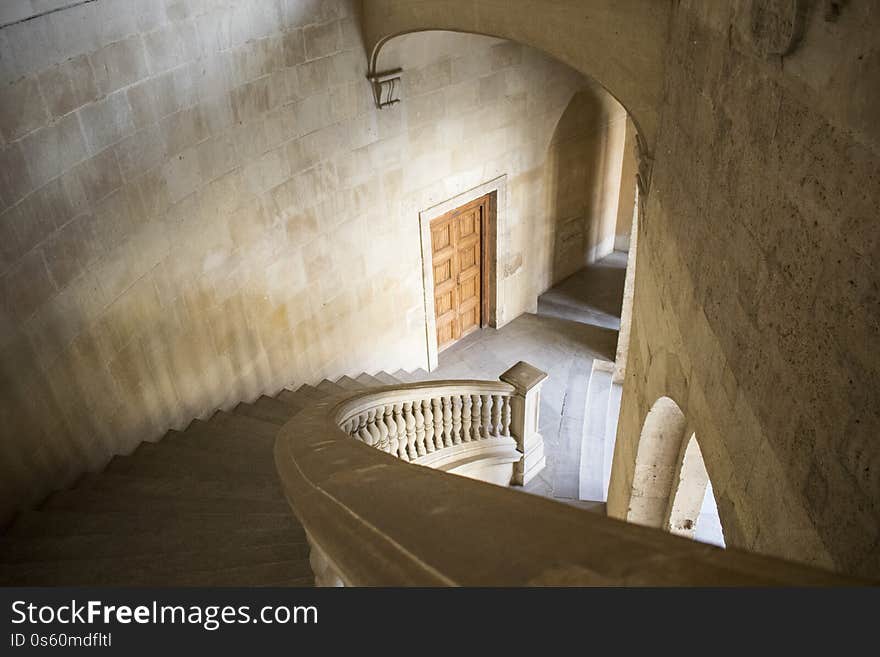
[273,373,866,586]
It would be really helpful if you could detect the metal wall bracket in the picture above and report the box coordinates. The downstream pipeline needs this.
[368,68,402,109]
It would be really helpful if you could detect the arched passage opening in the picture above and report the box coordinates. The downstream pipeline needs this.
[626,396,688,528]
[666,433,726,547]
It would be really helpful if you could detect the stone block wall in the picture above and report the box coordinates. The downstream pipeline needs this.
[0,0,619,523]
[609,0,880,577]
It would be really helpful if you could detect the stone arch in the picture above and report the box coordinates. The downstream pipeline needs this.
[626,396,688,528]
[665,433,726,547]
[665,433,709,536]
[360,0,671,151]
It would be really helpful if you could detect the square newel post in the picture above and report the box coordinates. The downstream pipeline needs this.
[500,361,548,486]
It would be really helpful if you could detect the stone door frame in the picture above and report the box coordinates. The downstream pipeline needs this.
[418,175,508,371]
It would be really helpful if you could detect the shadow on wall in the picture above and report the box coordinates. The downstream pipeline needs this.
[544,83,627,287]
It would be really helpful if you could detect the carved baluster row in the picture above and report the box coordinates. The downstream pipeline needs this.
[341,392,515,456]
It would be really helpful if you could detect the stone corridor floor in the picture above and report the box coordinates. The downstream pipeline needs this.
[424,251,628,507]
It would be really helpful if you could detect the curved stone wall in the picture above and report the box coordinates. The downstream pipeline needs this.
[0,1,624,524]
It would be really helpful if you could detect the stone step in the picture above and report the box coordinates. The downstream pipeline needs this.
[105,445,276,480]
[0,543,311,586]
[146,441,276,473]
[372,371,401,385]
[234,396,294,425]
[316,379,346,395]
[336,375,365,390]
[276,384,325,409]
[78,458,276,487]
[6,510,301,538]
[166,423,276,452]
[72,472,285,502]
[39,489,290,514]
[355,372,383,387]
[392,369,414,383]
[579,359,614,502]
[208,411,281,438]
[0,526,304,563]
[603,380,623,502]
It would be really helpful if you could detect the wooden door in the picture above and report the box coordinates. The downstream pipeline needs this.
[430,195,489,351]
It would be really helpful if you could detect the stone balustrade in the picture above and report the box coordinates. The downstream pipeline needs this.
[337,387,513,459]
[332,362,546,487]
[274,362,866,587]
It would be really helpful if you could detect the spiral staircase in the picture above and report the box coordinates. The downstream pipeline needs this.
[0,363,862,587]
[0,370,421,586]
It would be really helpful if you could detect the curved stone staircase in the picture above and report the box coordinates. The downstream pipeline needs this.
[0,370,425,586]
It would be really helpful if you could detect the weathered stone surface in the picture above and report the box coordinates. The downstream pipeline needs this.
[608,0,880,578]
[0,1,619,533]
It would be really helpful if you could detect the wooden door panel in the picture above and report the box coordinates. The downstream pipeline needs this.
[433,258,453,286]
[431,221,452,250]
[430,194,488,352]
[458,210,478,238]
[437,320,456,348]
[458,241,478,271]
[459,304,480,337]
[458,271,479,304]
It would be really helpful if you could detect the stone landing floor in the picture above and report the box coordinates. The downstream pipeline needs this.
[424,251,628,508]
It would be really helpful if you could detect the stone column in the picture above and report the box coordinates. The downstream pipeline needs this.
[500,361,548,486]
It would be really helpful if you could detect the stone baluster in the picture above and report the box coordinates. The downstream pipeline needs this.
[451,395,462,444]
[414,400,426,456]
[471,394,483,441]
[393,403,409,460]
[376,405,391,452]
[403,401,418,460]
[384,404,398,455]
[358,410,376,446]
[367,413,382,448]
[441,396,453,447]
[422,399,435,453]
[461,394,472,442]
[479,394,491,438]
[432,397,444,450]
[501,397,511,437]
[500,361,548,486]
[490,394,503,436]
